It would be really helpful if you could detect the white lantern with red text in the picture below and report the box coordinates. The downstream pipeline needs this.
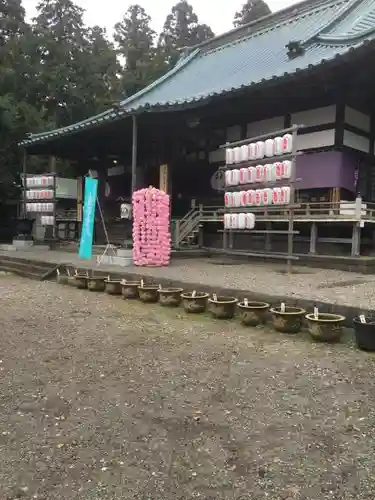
[224,214,231,228]
[255,141,265,159]
[255,165,264,183]
[246,190,255,206]
[248,143,257,160]
[248,167,256,183]
[245,213,255,229]
[280,186,291,205]
[230,213,238,229]
[238,213,246,229]
[240,191,247,206]
[233,192,241,207]
[255,189,262,206]
[265,138,275,157]
[226,148,235,165]
[239,168,249,184]
[233,147,241,163]
[282,160,292,179]
[240,145,249,163]
[262,188,272,205]
[224,192,233,207]
[264,164,274,183]
[281,134,293,154]
[274,137,283,155]
[272,187,281,205]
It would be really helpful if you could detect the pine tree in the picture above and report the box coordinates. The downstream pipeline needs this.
[158,1,214,68]
[114,4,156,97]
[233,0,271,27]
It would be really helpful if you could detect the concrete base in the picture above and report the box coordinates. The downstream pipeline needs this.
[96,255,132,267]
[12,239,34,249]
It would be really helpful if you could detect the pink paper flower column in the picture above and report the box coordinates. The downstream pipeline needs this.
[132,187,171,266]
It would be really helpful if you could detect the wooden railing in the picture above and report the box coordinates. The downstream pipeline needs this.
[200,199,375,222]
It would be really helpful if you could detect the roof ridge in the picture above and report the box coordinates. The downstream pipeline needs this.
[301,0,363,44]
[187,0,345,53]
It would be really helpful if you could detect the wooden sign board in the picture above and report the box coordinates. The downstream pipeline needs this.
[159,164,168,193]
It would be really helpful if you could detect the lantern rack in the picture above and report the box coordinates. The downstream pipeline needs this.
[219,124,304,273]
[23,172,58,243]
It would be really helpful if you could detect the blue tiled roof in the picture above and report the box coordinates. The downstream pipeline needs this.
[21,0,375,147]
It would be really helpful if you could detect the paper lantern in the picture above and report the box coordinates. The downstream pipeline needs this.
[233,147,242,163]
[239,168,249,184]
[240,145,249,163]
[255,189,262,206]
[280,186,291,204]
[255,165,264,183]
[274,137,283,155]
[272,187,281,204]
[230,213,238,229]
[233,192,241,207]
[262,188,272,205]
[255,141,265,159]
[245,213,256,229]
[248,143,257,160]
[248,167,256,183]
[264,164,274,183]
[224,192,233,207]
[246,190,255,206]
[231,169,240,185]
[225,170,232,186]
[282,160,292,179]
[274,162,283,180]
[265,138,275,157]
[238,213,246,229]
[240,191,247,206]
[282,134,293,154]
[226,148,235,164]
[224,214,231,228]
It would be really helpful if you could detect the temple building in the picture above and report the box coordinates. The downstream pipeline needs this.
[19,0,375,258]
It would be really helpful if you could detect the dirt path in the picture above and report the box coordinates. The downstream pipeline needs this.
[1,276,375,499]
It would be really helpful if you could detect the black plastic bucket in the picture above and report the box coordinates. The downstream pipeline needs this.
[353,316,375,352]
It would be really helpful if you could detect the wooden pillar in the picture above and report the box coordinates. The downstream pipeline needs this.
[351,224,361,256]
[223,229,228,250]
[228,230,234,249]
[131,115,138,194]
[159,164,168,193]
[309,222,317,254]
[49,155,56,173]
[22,149,27,218]
[351,195,362,256]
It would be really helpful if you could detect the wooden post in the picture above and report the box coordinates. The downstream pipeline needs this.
[351,224,361,256]
[228,230,234,249]
[22,148,27,218]
[351,195,362,257]
[159,164,168,193]
[309,222,317,254]
[265,222,272,251]
[131,115,138,194]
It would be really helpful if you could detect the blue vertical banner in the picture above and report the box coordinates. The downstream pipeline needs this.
[78,177,98,259]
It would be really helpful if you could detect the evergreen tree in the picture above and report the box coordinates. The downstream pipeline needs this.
[158,1,214,68]
[233,0,271,27]
[0,0,44,194]
[114,4,156,97]
[32,0,120,125]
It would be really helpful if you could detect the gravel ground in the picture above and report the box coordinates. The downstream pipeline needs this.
[1,275,375,499]
[2,249,375,309]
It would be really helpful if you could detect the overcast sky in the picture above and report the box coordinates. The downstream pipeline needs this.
[23,0,299,37]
